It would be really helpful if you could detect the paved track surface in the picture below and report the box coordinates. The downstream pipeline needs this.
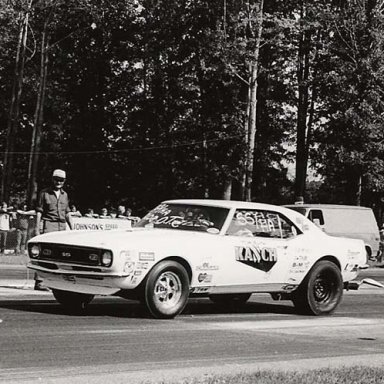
[0,268,383,383]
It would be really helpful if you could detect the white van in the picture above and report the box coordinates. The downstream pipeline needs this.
[284,204,381,262]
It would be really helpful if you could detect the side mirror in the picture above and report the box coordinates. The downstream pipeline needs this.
[313,218,321,227]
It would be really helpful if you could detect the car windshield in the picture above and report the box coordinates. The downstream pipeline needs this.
[135,203,229,234]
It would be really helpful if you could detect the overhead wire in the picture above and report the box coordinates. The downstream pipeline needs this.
[0,133,244,155]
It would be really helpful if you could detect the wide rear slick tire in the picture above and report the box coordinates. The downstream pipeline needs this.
[292,260,343,316]
[144,260,190,319]
[52,289,94,312]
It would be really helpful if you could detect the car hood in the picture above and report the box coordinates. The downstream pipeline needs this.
[29,228,216,249]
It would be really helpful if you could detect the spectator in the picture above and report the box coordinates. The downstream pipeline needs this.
[0,202,11,254]
[34,169,73,289]
[124,207,132,218]
[116,205,127,219]
[69,204,82,217]
[124,207,140,224]
[84,208,99,218]
[14,204,36,254]
[110,208,117,218]
[99,208,111,219]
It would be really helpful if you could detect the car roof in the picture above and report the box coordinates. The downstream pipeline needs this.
[163,199,288,212]
[284,204,371,210]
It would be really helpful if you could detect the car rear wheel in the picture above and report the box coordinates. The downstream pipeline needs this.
[144,260,190,319]
[209,293,252,306]
[292,260,343,315]
[52,289,94,312]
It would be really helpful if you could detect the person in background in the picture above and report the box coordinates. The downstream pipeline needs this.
[84,208,98,218]
[14,204,36,254]
[0,202,12,254]
[124,207,140,224]
[379,224,384,263]
[99,208,111,219]
[124,207,132,218]
[69,204,82,217]
[116,205,126,219]
[109,208,117,218]
[34,169,73,289]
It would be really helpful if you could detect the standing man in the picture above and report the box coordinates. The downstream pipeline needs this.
[35,169,73,235]
[34,169,73,289]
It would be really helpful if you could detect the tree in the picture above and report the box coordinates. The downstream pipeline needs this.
[313,0,384,206]
[1,0,32,203]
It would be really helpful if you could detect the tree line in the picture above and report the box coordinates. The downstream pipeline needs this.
[1,0,384,218]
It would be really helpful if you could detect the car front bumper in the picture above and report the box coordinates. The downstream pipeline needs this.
[28,262,134,295]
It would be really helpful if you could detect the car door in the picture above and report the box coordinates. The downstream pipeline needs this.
[214,208,303,291]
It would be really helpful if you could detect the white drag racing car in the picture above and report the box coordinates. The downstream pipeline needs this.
[27,199,366,318]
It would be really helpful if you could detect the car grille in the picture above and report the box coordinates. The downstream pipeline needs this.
[39,243,102,266]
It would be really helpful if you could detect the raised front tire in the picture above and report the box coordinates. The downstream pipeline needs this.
[292,260,343,316]
[209,293,252,307]
[52,289,94,312]
[144,260,190,319]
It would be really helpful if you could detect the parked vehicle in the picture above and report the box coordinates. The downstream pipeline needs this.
[284,204,381,263]
[27,199,367,318]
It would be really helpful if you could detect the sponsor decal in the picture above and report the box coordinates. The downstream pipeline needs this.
[124,262,135,274]
[139,252,155,261]
[192,287,210,293]
[344,263,358,272]
[198,273,212,283]
[347,249,362,263]
[282,284,297,292]
[196,262,219,271]
[235,244,277,272]
[134,270,142,276]
[289,252,310,274]
[347,250,361,257]
[136,262,149,269]
[72,217,131,231]
[61,251,71,258]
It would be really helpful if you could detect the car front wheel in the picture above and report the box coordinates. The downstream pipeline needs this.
[144,260,190,319]
[52,289,94,312]
[292,260,343,315]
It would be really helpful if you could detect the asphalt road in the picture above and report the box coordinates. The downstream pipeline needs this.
[0,268,384,384]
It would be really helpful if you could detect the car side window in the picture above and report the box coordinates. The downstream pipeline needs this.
[308,209,324,226]
[226,209,299,239]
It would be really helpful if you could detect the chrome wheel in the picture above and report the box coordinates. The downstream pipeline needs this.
[144,260,190,319]
[154,271,182,309]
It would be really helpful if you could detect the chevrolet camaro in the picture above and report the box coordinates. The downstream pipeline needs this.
[27,199,366,318]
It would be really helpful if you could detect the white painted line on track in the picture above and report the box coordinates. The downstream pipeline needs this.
[74,316,381,336]
[210,316,379,331]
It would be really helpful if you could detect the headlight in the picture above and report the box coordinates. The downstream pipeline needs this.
[101,250,113,267]
[29,244,41,258]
